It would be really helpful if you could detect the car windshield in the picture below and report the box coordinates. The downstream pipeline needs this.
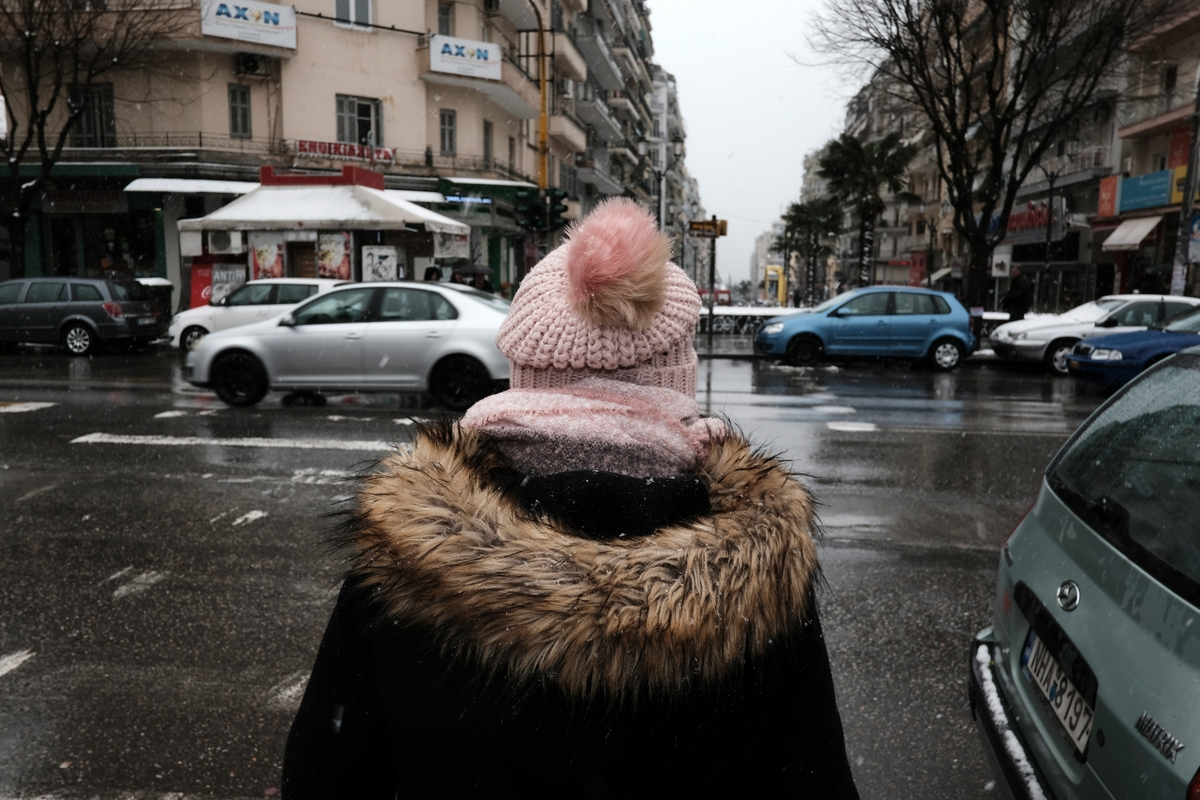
[108,281,151,302]
[1060,298,1126,322]
[1047,353,1200,605]
[810,292,858,314]
[1158,307,1200,333]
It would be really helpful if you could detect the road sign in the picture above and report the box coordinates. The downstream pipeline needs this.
[689,219,728,238]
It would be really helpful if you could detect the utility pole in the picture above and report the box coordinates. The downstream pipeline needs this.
[707,215,718,355]
[1170,66,1200,295]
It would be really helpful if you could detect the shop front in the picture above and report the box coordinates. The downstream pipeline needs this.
[176,167,469,308]
[432,176,540,298]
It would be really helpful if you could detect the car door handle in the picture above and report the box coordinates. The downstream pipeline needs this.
[345,333,362,340]
[426,331,443,338]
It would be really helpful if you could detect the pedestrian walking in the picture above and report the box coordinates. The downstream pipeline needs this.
[1001,265,1034,321]
[281,198,859,799]
[423,265,442,281]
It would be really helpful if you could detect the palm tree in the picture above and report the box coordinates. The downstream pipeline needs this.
[779,198,843,305]
[817,132,919,287]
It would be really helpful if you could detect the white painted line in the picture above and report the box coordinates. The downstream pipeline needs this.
[71,432,394,452]
[232,510,267,526]
[16,482,63,502]
[0,649,35,678]
[326,414,375,421]
[154,410,188,418]
[814,405,856,414]
[292,468,352,484]
[0,402,56,413]
[827,421,878,432]
[267,670,310,710]
[101,566,134,585]
[112,570,168,600]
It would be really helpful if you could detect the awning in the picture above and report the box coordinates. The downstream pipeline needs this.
[177,185,469,235]
[386,190,446,204]
[125,178,259,194]
[928,267,952,283]
[443,176,536,188]
[1102,216,1162,251]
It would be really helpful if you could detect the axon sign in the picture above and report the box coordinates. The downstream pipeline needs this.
[429,35,502,81]
[201,0,297,49]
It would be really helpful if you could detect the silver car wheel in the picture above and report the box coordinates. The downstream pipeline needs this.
[181,326,208,352]
[1048,342,1073,376]
[932,340,962,370]
[64,325,93,356]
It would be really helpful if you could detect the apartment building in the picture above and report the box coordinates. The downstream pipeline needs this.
[1,0,704,308]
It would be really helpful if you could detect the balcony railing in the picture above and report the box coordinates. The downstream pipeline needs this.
[389,149,535,184]
[1117,88,1191,130]
[56,132,283,154]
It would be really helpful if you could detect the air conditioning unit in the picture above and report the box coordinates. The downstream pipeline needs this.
[560,78,574,99]
[235,53,271,78]
[208,230,245,255]
[484,0,500,14]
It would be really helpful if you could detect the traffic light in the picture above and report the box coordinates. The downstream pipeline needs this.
[545,188,569,231]
[514,188,545,231]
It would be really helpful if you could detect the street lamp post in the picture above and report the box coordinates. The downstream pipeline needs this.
[638,136,684,232]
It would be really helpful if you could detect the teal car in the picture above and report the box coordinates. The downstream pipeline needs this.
[970,347,1200,799]
[753,286,976,370]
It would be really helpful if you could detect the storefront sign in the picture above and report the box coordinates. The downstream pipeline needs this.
[998,198,1064,245]
[294,139,395,164]
[200,1,297,49]
[1169,166,1200,205]
[1098,175,1120,218]
[991,245,1012,278]
[429,35,502,81]
[1170,127,1191,169]
[433,231,470,260]
[362,246,400,281]
[190,264,213,309]
[249,231,285,279]
[1120,170,1172,213]
[43,190,127,214]
[443,195,493,205]
[318,232,351,279]
[211,263,247,305]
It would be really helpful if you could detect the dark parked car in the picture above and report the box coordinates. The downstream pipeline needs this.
[0,277,164,355]
[1067,306,1200,388]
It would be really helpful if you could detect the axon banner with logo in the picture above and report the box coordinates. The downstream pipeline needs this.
[201,1,297,50]
[429,35,502,81]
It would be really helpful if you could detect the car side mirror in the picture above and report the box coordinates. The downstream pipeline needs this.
[1098,317,1119,328]
[278,313,295,327]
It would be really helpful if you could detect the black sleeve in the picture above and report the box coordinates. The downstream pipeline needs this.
[281,582,395,800]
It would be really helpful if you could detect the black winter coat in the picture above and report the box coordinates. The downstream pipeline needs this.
[282,421,860,798]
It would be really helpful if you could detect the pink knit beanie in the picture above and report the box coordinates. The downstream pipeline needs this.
[496,197,701,394]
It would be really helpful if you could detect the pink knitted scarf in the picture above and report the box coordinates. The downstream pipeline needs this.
[461,377,724,478]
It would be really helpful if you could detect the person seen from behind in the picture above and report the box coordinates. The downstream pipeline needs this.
[1001,264,1034,321]
[281,197,860,799]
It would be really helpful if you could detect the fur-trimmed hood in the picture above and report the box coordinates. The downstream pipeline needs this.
[340,421,820,699]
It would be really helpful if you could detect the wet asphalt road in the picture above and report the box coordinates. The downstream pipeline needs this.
[0,345,1111,799]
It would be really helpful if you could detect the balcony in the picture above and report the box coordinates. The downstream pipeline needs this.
[550,114,587,152]
[573,16,623,91]
[553,32,587,83]
[419,47,539,119]
[389,150,535,183]
[577,148,622,194]
[1117,89,1194,138]
[51,131,283,159]
[575,86,623,142]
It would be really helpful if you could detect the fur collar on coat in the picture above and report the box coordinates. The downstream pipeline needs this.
[337,420,820,700]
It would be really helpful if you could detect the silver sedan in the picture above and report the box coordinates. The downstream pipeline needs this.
[186,282,511,409]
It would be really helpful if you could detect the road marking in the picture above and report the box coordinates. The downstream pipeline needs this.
[827,421,878,432]
[814,405,856,414]
[112,571,168,600]
[100,566,135,584]
[326,414,375,421]
[154,410,188,418]
[71,432,395,452]
[0,649,35,678]
[16,482,63,502]
[232,510,267,526]
[267,670,310,710]
[292,468,352,484]
[0,401,56,413]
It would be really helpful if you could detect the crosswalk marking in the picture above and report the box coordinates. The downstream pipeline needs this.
[71,432,395,452]
[0,402,56,413]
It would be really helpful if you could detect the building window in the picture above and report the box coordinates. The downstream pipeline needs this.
[334,0,371,27]
[551,0,564,32]
[483,120,493,166]
[228,84,251,139]
[337,95,382,146]
[70,83,115,148]
[560,161,577,197]
[437,2,454,36]
[440,109,456,156]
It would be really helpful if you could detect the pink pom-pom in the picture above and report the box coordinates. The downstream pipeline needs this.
[565,197,672,330]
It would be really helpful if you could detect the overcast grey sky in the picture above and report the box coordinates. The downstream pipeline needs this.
[649,0,854,287]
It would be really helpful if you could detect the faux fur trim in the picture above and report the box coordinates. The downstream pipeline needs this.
[340,420,819,699]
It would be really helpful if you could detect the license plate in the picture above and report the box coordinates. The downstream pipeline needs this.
[1069,359,1080,369]
[137,317,155,325]
[1021,630,1094,754]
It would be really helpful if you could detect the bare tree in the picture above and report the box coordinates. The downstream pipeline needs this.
[0,0,194,277]
[814,0,1177,332]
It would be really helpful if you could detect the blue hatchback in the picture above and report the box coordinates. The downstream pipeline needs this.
[754,286,976,370]
[1068,306,1200,387]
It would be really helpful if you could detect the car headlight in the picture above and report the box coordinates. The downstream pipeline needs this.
[761,322,785,335]
[1090,349,1123,361]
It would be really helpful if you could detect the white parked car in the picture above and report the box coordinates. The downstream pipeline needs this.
[168,278,350,351]
[185,282,511,410]
[988,294,1200,375]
